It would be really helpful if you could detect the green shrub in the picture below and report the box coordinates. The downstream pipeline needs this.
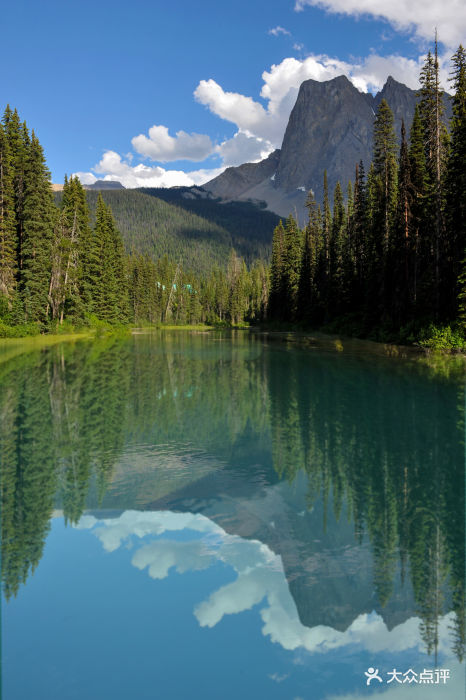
[0,321,41,338]
[418,324,466,351]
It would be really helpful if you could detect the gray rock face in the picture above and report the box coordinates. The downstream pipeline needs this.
[204,75,452,225]
[206,149,280,200]
[275,75,374,205]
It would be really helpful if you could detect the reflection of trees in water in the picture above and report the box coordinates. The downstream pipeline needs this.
[0,334,463,660]
[0,337,131,599]
[0,333,270,600]
[1,370,56,600]
[268,349,464,660]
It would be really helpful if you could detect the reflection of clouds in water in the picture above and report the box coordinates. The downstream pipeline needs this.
[133,540,212,579]
[75,510,223,552]
[77,510,457,658]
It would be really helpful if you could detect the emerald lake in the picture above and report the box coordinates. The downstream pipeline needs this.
[1,330,464,699]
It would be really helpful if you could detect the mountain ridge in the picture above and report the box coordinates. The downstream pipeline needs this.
[205,75,452,224]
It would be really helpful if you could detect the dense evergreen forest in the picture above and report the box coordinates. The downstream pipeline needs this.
[269,44,466,346]
[55,188,278,276]
[0,107,269,334]
[77,188,235,276]
[0,42,465,344]
[138,186,279,262]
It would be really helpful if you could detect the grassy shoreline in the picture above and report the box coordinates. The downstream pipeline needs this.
[0,331,96,365]
[1,322,465,370]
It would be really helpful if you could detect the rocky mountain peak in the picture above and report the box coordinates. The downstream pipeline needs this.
[205,74,452,224]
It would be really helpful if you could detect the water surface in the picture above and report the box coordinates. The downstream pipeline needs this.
[1,331,464,699]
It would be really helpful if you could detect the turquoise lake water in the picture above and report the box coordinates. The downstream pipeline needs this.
[1,330,464,699]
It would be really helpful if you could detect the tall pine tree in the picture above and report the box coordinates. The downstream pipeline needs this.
[0,123,17,310]
[21,131,56,322]
[419,40,449,318]
[446,46,466,320]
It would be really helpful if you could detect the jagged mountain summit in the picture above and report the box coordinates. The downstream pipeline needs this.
[205,75,451,224]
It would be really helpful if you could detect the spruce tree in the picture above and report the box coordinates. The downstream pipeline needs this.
[409,105,428,312]
[391,121,414,323]
[229,255,250,325]
[282,215,303,320]
[322,170,332,281]
[92,194,128,322]
[269,220,286,320]
[21,131,56,322]
[371,99,398,321]
[2,107,28,276]
[419,40,449,317]
[297,192,320,324]
[0,123,17,310]
[351,161,368,310]
[373,99,398,251]
[328,182,346,318]
[446,45,466,320]
[106,203,129,322]
[342,181,355,311]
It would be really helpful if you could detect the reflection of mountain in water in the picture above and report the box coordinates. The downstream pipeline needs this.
[126,471,417,633]
[0,331,464,660]
[79,507,457,662]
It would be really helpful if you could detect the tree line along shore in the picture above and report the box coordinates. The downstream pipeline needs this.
[0,44,465,349]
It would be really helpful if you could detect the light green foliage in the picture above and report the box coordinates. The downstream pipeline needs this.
[419,324,466,350]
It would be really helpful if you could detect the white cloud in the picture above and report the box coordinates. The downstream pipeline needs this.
[78,509,459,661]
[269,673,289,683]
[268,26,291,36]
[194,52,431,154]
[73,171,98,185]
[195,79,270,134]
[73,151,225,189]
[131,125,214,162]
[294,0,465,49]
[216,131,274,167]
[77,42,452,189]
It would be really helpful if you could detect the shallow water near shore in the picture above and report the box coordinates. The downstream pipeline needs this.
[1,330,464,699]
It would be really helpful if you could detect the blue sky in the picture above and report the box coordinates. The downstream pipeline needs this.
[1,0,463,186]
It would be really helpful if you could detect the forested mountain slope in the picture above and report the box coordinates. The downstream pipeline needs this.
[138,186,280,262]
[55,188,279,274]
[54,189,233,276]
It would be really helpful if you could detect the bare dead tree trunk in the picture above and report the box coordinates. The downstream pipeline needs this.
[59,210,78,324]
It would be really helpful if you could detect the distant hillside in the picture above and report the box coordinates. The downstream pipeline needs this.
[138,186,280,262]
[55,189,234,276]
[84,179,125,190]
[54,187,278,274]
